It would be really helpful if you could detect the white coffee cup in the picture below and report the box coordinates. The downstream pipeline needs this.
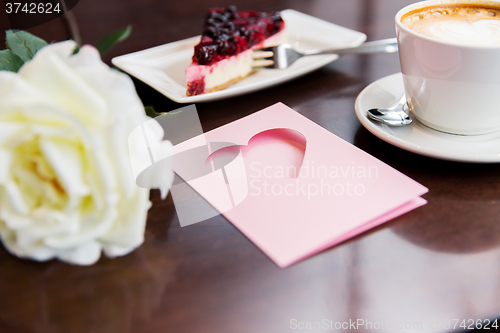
[395,0,500,135]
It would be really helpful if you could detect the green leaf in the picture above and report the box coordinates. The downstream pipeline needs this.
[145,105,160,118]
[0,50,25,72]
[144,105,183,118]
[5,30,48,62]
[96,25,132,57]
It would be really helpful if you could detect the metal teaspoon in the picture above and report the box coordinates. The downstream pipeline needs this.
[366,95,412,126]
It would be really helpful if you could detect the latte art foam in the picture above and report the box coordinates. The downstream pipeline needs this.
[402,5,500,46]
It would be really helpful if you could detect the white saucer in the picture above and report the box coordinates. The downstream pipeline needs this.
[354,73,500,163]
[112,9,366,103]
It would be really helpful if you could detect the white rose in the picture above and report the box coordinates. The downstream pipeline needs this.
[0,40,174,265]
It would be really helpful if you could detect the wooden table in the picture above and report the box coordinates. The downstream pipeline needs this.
[2,1,500,332]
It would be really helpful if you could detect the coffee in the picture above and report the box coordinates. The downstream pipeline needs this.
[401,4,500,46]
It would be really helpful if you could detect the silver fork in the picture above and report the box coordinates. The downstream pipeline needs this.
[252,38,398,69]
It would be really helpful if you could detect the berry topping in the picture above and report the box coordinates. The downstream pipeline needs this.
[186,78,206,96]
[193,6,284,65]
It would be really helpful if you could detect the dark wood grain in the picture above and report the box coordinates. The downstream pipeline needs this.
[2,1,500,333]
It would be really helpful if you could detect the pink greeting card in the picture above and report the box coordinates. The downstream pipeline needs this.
[172,103,427,267]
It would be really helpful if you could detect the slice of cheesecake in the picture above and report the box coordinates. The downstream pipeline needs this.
[185,6,285,96]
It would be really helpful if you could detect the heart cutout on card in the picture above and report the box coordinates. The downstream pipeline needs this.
[208,128,307,179]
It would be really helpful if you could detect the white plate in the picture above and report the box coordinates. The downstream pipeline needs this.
[354,73,500,163]
[111,9,366,103]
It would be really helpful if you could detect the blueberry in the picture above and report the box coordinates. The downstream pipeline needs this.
[226,41,237,55]
[195,44,217,65]
[211,13,226,23]
[219,33,230,41]
[216,40,227,54]
[271,12,281,20]
[237,26,246,36]
[273,21,282,32]
[222,21,236,32]
[203,26,218,39]
[207,18,218,27]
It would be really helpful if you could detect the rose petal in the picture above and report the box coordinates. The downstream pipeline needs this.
[31,40,77,60]
[19,45,108,125]
[44,195,118,249]
[5,181,29,215]
[0,201,31,230]
[128,119,174,198]
[0,123,29,146]
[56,240,102,265]
[67,45,101,68]
[101,244,135,257]
[30,124,79,143]
[0,221,58,262]
[128,122,155,186]
[0,149,11,184]
[108,118,136,199]
[10,210,76,251]
[100,187,150,250]
[3,241,58,262]
[39,138,89,209]
[0,72,58,121]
